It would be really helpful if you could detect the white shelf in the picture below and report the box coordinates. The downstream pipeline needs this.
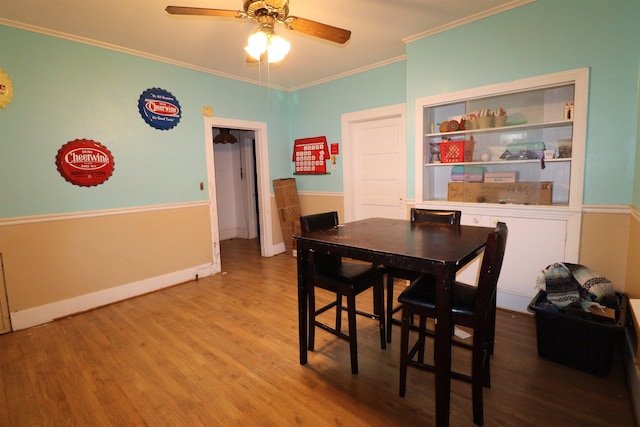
[426,119,573,139]
[425,158,571,167]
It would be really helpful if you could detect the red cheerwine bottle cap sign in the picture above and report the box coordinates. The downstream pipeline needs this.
[55,139,115,187]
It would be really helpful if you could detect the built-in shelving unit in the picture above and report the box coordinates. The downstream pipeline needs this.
[415,68,589,312]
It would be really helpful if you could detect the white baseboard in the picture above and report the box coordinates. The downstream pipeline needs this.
[8,253,531,332]
[10,262,218,331]
[497,289,534,314]
[274,242,286,255]
[219,228,250,241]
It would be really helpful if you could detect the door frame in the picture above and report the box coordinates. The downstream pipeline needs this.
[341,103,407,222]
[204,117,275,269]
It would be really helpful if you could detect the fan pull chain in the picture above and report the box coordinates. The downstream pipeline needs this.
[267,61,272,105]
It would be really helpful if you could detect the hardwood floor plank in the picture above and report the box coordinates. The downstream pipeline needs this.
[0,238,635,426]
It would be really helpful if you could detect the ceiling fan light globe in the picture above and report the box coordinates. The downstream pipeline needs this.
[246,31,268,56]
[244,44,264,61]
[267,34,291,63]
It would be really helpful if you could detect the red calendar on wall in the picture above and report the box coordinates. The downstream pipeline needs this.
[292,136,330,174]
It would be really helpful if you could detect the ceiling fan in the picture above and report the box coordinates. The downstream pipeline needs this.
[166,1,351,62]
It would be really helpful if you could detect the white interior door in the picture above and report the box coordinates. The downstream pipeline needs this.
[342,104,406,222]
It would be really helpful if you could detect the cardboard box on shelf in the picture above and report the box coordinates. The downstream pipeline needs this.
[484,171,518,183]
[448,181,553,205]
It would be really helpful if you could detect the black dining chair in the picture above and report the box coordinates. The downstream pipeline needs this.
[398,222,508,426]
[300,211,387,374]
[386,208,462,343]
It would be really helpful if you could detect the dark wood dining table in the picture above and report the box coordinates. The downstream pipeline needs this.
[294,217,493,427]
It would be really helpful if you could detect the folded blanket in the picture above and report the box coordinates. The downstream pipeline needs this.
[536,262,615,310]
[536,263,580,308]
[563,262,614,301]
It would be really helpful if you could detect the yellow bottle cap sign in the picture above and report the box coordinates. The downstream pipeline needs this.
[0,67,13,109]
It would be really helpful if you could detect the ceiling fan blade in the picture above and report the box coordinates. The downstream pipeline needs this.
[286,17,351,44]
[165,6,241,18]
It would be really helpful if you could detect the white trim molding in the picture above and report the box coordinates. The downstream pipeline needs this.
[0,201,209,227]
[582,204,632,215]
[402,0,535,44]
[10,263,216,331]
[0,18,284,90]
[295,190,342,197]
[0,18,404,93]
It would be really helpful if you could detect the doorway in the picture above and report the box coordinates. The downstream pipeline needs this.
[341,104,407,222]
[203,117,275,273]
[212,128,259,241]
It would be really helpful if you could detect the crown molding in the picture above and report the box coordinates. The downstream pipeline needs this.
[402,0,536,44]
[0,18,290,92]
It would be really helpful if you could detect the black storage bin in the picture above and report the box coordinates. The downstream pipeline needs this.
[528,291,628,376]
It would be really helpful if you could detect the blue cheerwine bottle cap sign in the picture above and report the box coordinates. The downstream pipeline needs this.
[138,88,181,130]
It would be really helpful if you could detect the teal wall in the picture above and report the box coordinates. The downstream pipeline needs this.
[288,61,406,192]
[635,59,640,209]
[0,25,289,218]
[406,0,640,204]
[2,0,640,219]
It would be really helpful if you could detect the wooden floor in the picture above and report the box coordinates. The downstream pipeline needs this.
[0,238,635,426]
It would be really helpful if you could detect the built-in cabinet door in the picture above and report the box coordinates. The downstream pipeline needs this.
[453,210,575,312]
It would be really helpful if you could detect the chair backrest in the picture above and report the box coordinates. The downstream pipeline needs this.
[474,222,508,316]
[411,208,461,225]
[300,211,339,233]
[300,211,341,272]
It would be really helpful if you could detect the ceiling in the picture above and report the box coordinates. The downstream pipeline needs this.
[0,0,531,91]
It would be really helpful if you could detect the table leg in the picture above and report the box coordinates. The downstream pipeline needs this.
[297,244,309,365]
[434,268,453,427]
